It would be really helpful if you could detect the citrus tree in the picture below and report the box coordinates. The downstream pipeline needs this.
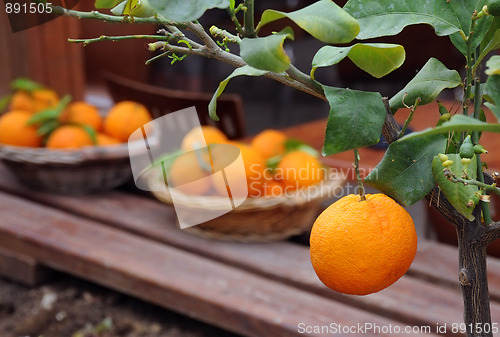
[49,0,500,335]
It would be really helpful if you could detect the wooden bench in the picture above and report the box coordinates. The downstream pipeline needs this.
[0,163,499,337]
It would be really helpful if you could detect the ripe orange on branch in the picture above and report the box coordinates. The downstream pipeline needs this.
[310,194,417,295]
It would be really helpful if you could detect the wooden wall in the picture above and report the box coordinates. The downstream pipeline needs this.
[0,8,85,100]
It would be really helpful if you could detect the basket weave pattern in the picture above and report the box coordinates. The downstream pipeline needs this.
[0,143,134,194]
[148,168,345,242]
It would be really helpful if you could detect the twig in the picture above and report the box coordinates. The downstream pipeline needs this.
[226,7,244,36]
[186,21,220,53]
[210,26,242,44]
[68,34,173,46]
[399,96,421,137]
[443,169,500,196]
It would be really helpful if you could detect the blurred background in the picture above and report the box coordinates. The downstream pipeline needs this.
[0,0,465,135]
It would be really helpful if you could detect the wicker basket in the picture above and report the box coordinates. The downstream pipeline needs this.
[0,139,147,194]
[148,167,346,242]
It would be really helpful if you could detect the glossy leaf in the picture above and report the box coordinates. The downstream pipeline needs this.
[322,87,386,155]
[475,29,500,70]
[257,0,359,44]
[311,43,405,79]
[365,135,447,207]
[209,66,267,121]
[485,55,500,76]
[240,28,294,73]
[95,0,124,9]
[344,0,486,40]
[389,58,462,112]
[111,0,157,17]
[484,72,500,122]
[398,115,500,142]
[148,0,229,22]
[432,153,478,220]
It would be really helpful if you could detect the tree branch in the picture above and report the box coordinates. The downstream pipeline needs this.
[186,21,220,53]
[243,0,257,37]
[485,221,500,245]
[50,5,186,28]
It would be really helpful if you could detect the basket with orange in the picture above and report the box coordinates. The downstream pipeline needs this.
[0,78,153,194]
[147,126,346,242]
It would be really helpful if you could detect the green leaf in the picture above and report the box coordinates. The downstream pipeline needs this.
[484,73,500,122]
[365,135,447,207]
[37,119,60,137]
[449,10,492,56]
[10,78,43,92]
[95,0,124,9]
[344,0,486,40]
[111,0,157,17]
[485,55,500,76]
[27,95,71,126]
[311,43,405,79]
[81,124,98,145]
[209,66,267,121]
[432,153,478,220]
[398,114,500,142]
[475,29,500,71]
[240,27,294,73]
[257,0,359,44]
[0,94,12,112]
[322,87,386,155]
[389,58,462,112]
[148,0,229,22]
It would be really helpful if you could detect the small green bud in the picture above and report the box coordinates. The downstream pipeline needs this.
[459,135,474,159]
[442,160,454,168]
[467,194,480,208]
[439,113,451,122]
[473,144,488,154]
[438,153,449,162]
[461,157,472,166]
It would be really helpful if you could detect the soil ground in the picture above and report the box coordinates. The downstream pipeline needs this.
[0,273,241,337]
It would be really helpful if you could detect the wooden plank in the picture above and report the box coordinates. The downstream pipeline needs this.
[0,192,422,337]
[0,247,54,286]
[0,165,498,331]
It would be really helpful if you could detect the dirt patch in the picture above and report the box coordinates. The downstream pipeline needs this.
[0,273,241,337]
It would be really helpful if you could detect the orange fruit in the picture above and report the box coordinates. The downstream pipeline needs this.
[181,125,228,151]
[251,129,287,159]
[104,101,152,142]
[96,133,121,146]
[9,91,35,113]
[0,110,42,147]
[262,177,284,197]
[211,142,266,198]
[275,150,324,190]
[310,194,417,295]
[169,150,212,195]
[31,89,59,112]
[60,102,103,131]
[46,125,95,149]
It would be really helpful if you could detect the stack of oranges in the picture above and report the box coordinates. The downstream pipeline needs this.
[0,79,152,150]
[169,126,326,198]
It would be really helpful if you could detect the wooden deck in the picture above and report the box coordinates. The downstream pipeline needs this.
[0,159,500,336]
